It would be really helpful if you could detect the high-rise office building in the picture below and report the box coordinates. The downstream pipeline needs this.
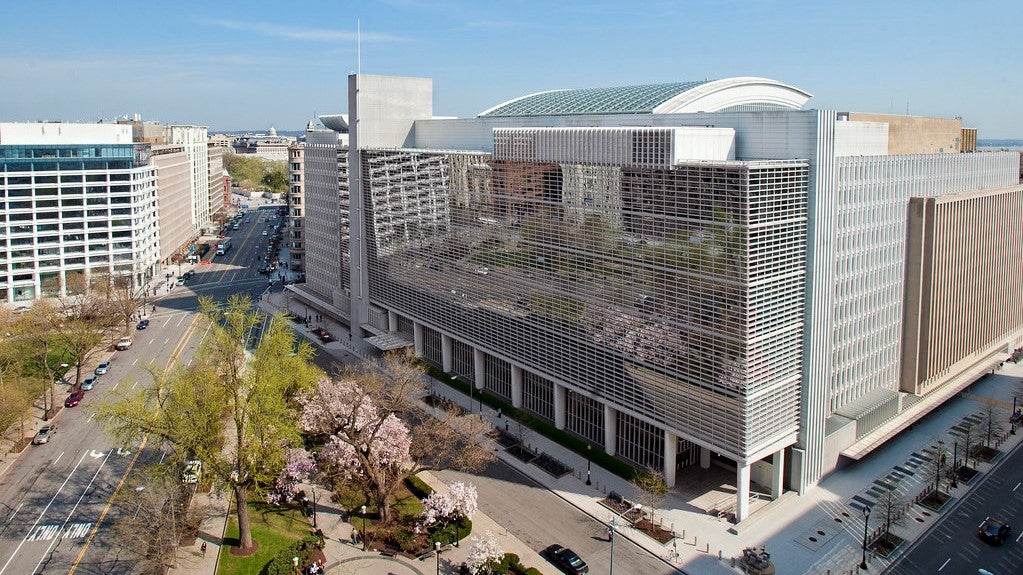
[295,75,1023,521]
[167,125,211,235]
[0,122,160,303]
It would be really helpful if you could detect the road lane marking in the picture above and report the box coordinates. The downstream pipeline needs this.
[1014,481,1020,492]
[111,382,119,391]
[6,503,23,523]
[1017,531,1023,542]
[0,451,88,575]
[53,452,63,466]
[86,413,94,423]
[938,558,950,571]
[131,381,138,390]
[32,450,111,573]
[165,338,171,345]
[132,358,138,366]
[68,436,148,575]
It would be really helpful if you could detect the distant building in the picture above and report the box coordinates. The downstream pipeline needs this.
[288,131,307,272]
[151,144,195,265]
[167,125,212,235]
[293,74,1023,522]
[0,122,160,303]
[232,126,294,161]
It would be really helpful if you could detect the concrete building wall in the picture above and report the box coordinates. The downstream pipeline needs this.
[902,185,1023,395]
[834,120,889,156]
[303,130,347,306]
[847,113,963,154]
[167,125,211,234]
[208,144,225,219]
[152,145,195,262]
[288,141,306,272]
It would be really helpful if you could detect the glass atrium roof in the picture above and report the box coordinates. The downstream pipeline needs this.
[479,81,712,117]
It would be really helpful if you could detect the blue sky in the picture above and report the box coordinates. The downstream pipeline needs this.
[2,1,1021,137]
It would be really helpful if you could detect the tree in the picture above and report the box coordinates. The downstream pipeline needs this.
[959,422,980,468]
[108,465,208,575]
[99,294,320,551]
[633,468,669,523]
[876,480,907,536]
[261,162,288,194]
[97,273,149,335]
[418,482,478,534]
[465,530,504,575]
[295,354,494,525]
[928,440,949,494]
[975,399,1006,448]
[0,378,31,444]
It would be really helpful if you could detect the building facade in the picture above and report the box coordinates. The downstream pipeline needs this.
[0,122,160,303]
[151,144,194,265]
[294,74,1023,522]
[288,138,306,272]
[167,125,211,235]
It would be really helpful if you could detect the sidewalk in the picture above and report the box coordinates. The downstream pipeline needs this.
[182,244,1023,574]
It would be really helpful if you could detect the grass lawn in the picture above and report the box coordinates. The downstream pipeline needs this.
[217,500,313,575]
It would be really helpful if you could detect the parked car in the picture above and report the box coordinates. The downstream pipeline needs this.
[95,361,111,375]
[978,518,1011,545]
[65,390,85,407]
[32,425,57,445]
[314,327,335,343]
[136,319,150,330]
[115,337,133,350]
[175,277,186,285]
[544,544,589,575]
[184,270,196,279]
[181,460,202,484]
[81,375,97,390]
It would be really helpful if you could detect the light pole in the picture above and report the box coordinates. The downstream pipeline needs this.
[435,540,441,575]
[609,503,642,575]
[1012,395,1018,435]
[311,488,317,528]
[361,505,367,551]
[951,442,958,488]
[585,445,592,486]
[860,506,871,570]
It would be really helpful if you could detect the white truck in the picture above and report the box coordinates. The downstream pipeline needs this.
[216,237,232,255]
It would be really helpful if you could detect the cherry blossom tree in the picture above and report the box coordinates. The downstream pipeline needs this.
[465,530,504,575]
[298,354,494,525]
[418,482,478,533]
[268,448,318,505]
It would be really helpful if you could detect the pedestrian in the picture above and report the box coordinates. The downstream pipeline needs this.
[497,408,502,419]
[201,541,207,556]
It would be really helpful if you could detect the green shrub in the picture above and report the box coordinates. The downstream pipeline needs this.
[264,538,317,575]
[405,474,434,499]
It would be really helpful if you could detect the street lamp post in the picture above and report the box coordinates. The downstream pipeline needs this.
[435,540,441,575]
[585,445,592,486]
[361,505,367,552]
[860,506,871,570]
[311,488,317,528]
[609,503,642,575]
[1012,396,1018,435]
[951,442,958,488]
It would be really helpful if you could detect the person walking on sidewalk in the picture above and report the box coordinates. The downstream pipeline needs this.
[201,542,207,556]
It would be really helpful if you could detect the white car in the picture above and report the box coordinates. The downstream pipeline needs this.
[181,460,202,484]
[115,337,132,350]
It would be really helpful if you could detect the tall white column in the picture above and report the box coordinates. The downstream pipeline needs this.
[510,366,523,408]
[663,431,677,488]
[736,464,751,523]
[771,449,785,499]
[387,310,398,332]
[412,322,423,358]
[473,348,485,390]
[604,404,617,456]
[441,334,453,373]
[700,446,711,469]
[553,383,566,430]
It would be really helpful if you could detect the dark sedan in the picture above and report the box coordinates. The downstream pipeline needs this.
[65,390,85,407]
[544,544,589,574]
[136,319,150,330]
[978,517,1011,545]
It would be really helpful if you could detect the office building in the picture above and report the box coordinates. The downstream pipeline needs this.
[0,122,160,303]
[167,125,212,235]
[295,75,1023,521]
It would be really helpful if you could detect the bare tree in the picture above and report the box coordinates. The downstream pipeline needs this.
[958,423,980,469]
[876,480,907,536]
[97,273,150,335]
[975,399,1006,448]
[928,440,949,494]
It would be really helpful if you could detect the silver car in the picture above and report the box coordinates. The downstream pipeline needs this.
[95,361,111,375]
[81,375,97,390]
[32,425,57,445]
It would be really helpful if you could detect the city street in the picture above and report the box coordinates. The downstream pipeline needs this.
[884,436,1023,575]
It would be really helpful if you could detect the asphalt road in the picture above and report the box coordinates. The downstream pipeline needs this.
[437,462,679,575]
[0,206,290,574]
[883,437,1023,575]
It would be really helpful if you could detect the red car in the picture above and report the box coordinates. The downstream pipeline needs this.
[65,390,85,407]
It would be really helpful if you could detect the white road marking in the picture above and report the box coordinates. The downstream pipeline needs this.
[131,381,138,390]
[1014,481,1020,492]
[937,558,951,571]
[159,452,166,464]
[6,503,23,523]
[86,413,94,423]
[32,450,110,573]
[52,452,63,466]
[89,450,105,459]
[0,451,88,575]
[132,358,138,366]
[1017,530,1023,542]
[111,382,119,391]
[165,338,171,345]
[148,338,154,345]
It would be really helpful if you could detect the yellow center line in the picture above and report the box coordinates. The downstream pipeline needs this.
[66,314,203,573]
